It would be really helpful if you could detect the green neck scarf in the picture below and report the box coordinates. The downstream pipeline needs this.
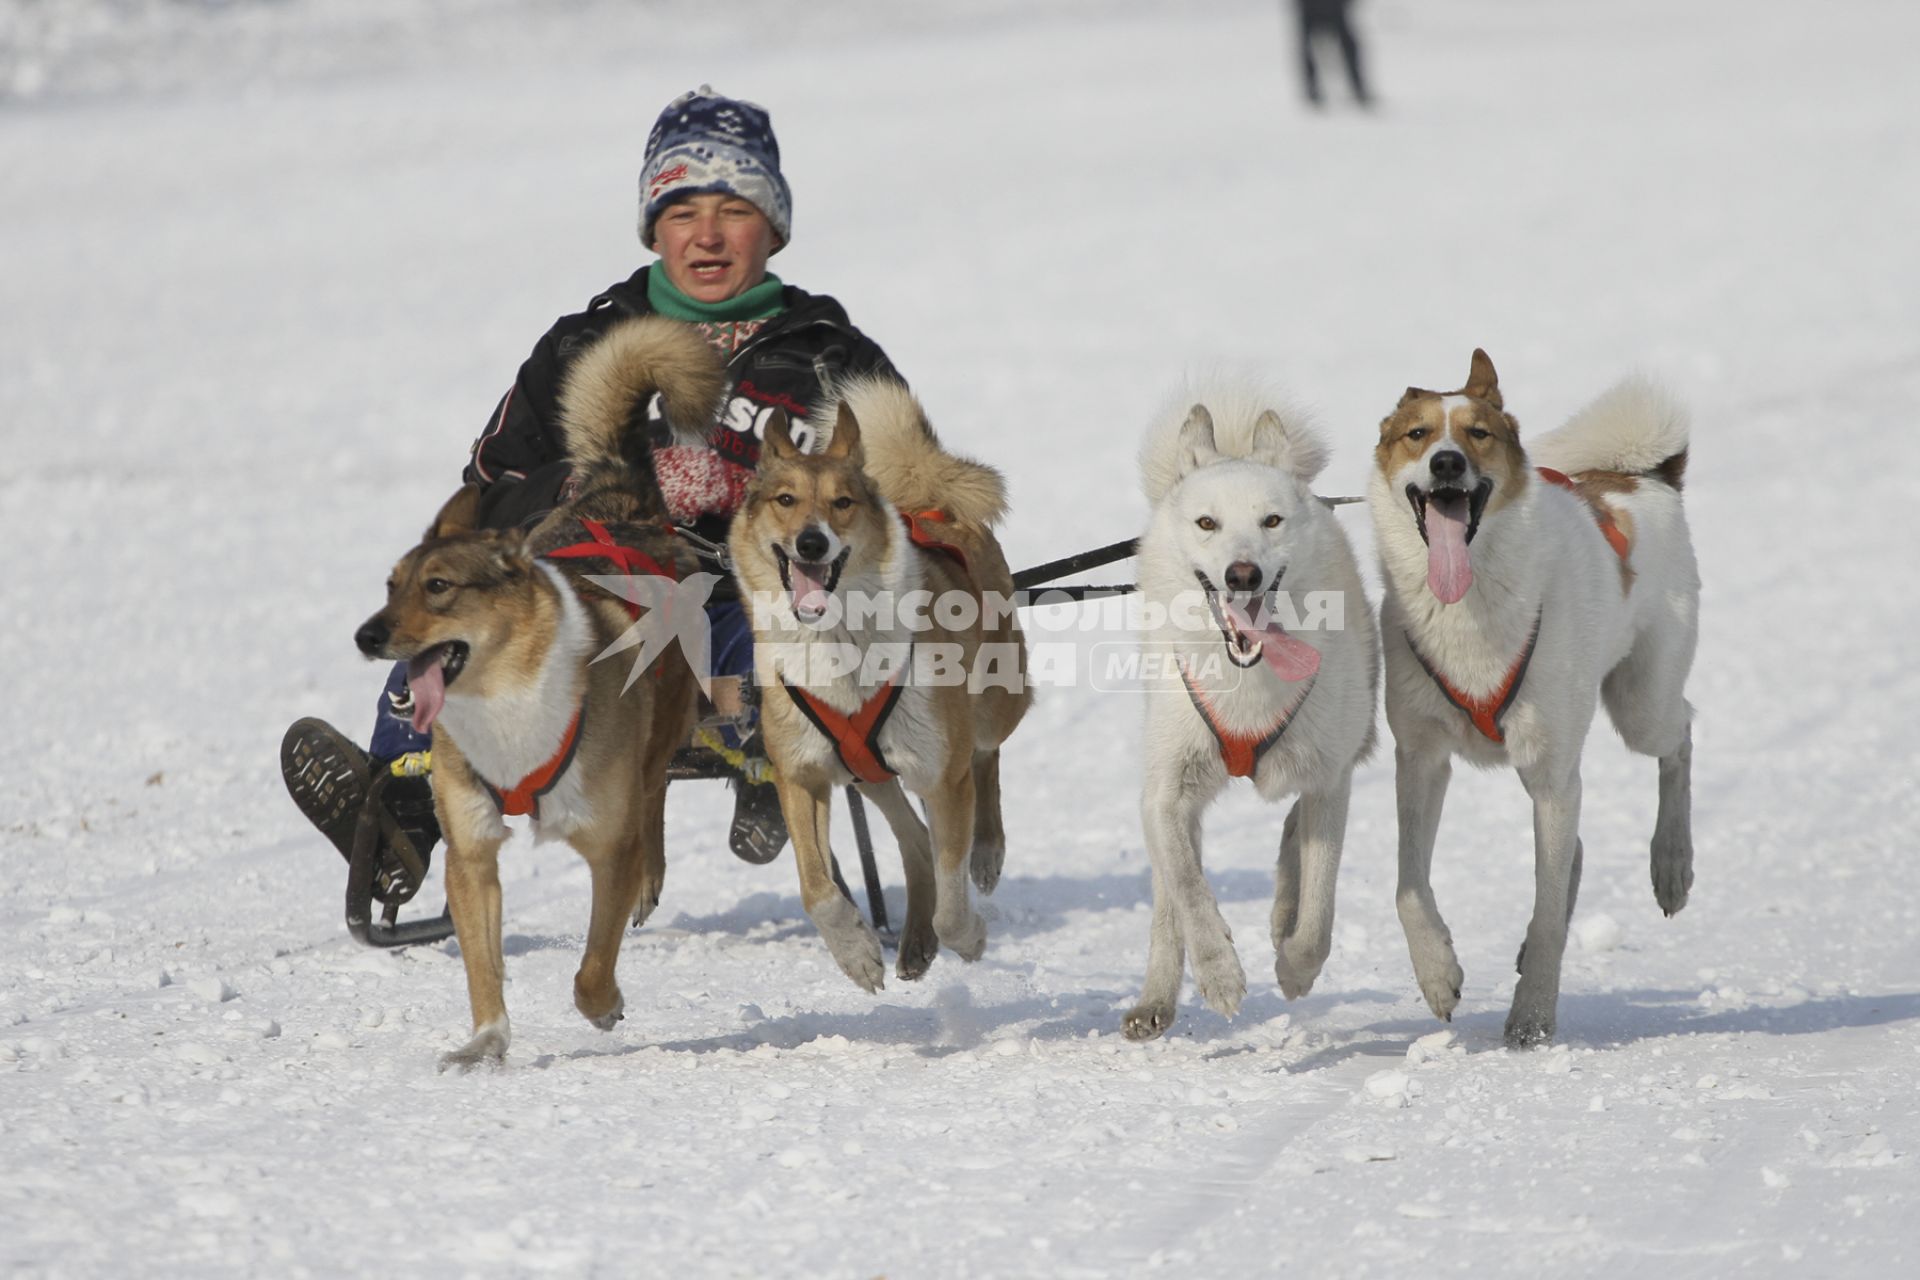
[646,268,787,322]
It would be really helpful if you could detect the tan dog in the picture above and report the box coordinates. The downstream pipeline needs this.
[729,379,1031,990]
[356,317,722,1068]
[1370,350,1698,1047]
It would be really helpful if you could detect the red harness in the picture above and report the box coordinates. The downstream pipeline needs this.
[542,517,679,620]
[900,509,970,575]
[774,513,961,783]
[781,650,911,784]
[1179,660,1315,779]
[1409,615,1541,745]
[475,518,673,817]
[482,703,587,819]
[1536,468,1631,563]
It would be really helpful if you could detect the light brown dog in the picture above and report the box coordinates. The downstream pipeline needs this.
[356,317,722,1068]
[729,380,1031,990]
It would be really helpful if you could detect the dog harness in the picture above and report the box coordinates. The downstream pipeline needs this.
[781,645,913,784]
[543,517,679,620]
[482,702,587,820]
[1536,468,1631,563]
[1178,659,1316,779]
[473,517,672,819]
[1408,614,1541,745]
[900,508,970,575]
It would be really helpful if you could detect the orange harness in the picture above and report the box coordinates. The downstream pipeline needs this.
[1536,468,1631,563]
[482,703,586,819]
[1409,615,1541,745]
[900,508,969,574]
[781,647,912,784]
[476,517,673,817]
[774,513,960,784]
[1178,660,1315,779]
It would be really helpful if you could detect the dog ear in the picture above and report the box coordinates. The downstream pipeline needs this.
[1398,386,1430,408]
[426,484,484,540]
[1465,349,1503,407]
[1175,405,1222,479]
[489,530,535,581]
[1249,408,1331,484]
[824,402,864,463]
[763,409,802,461]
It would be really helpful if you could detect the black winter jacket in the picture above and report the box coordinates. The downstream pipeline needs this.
[463,266,898,541]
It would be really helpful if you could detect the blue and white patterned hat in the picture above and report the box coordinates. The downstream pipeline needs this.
[639,86,792,251]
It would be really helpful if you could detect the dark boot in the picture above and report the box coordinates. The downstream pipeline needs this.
[281,717,440,904]
[725,725,788,864]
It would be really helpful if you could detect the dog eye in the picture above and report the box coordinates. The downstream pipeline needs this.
[425,578,453,595]
[1195,516,1217,532]
[1468,427,1491,440]
[774,493,797,508]
[832,496,854,511]
[1263,514,1283,529]
[1406,427,1429,441]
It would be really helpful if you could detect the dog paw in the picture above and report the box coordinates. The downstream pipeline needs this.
[438,1021,509,1073]
[582,992,625,1032]
[969,836,1005,896]
[1190,942,1247,1020]
[1503,1011,1556,1050]
[810,896,886,993]
[1651,840,1693,917]
[936,907,988,962]
[1122,1001,1175,1042]
[895,924,938,982]
[1273,937,1328,1001]
[1414,955,1464,1023]
[629,890,663,930]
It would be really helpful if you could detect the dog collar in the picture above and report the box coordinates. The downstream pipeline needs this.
[544,517,679,620]
[1178,659,1314,779]
[781,645,912,784]
[483,700,587,819]
[1408,613,1541,745]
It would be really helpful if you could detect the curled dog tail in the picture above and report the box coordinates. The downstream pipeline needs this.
[823,376,1009,528]
[556,316,727,504]
[1139,377,1328,504]
[1532,376,1691,492]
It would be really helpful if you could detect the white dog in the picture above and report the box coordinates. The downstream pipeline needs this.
[1370,350,1699,1048]
[1123,385,1379,1041]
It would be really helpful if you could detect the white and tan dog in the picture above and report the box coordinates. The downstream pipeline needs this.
[730,380,1030,991]
[1371,349,1699,1048]
[1123,385,1379,1040]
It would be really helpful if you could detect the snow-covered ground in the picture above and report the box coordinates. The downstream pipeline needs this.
[4,0,1918,1274]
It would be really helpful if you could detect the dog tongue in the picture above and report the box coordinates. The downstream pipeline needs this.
[1426,500,1474,604]
[791,562,831,618]
[406,652,447,735]
[1226,602,1322,682]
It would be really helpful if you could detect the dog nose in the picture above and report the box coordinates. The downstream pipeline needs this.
[1429,450,1468,483]
[355,617,389,656]
[794,526,829,562]
[1224,560,1263,593]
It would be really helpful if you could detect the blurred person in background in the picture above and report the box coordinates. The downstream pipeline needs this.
[1295,0,1371,108]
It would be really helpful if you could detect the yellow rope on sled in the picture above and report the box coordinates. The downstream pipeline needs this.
[387,750,432,778]
[692,727,776,785]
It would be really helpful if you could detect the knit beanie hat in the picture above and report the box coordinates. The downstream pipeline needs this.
[639,86,792,252]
